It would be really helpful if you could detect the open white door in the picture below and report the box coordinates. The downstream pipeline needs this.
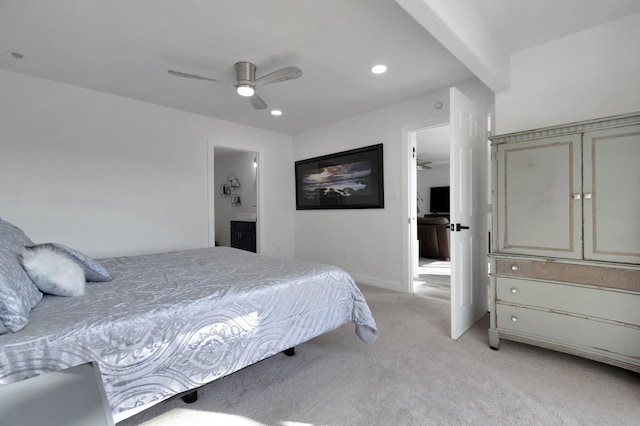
[449,87,489,340]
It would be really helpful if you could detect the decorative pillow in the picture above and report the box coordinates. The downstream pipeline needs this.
[22,246,85,297]
[0,248,43,332]
[0,217,34,256]
[26,243,112,282]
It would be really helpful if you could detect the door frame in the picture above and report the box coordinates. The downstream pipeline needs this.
[402,115,449,294]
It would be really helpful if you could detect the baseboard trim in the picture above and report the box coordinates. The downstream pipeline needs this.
[350,274,403,292]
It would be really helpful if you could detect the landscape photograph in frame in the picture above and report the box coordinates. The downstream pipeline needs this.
[295,143,384,209]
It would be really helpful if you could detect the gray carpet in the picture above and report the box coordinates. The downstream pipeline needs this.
[119,285,640,426]
[414,258,450,301]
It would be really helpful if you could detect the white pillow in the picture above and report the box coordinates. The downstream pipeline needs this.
[22,247,85,297]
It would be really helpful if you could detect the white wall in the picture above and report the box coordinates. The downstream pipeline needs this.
[417,166,449,215]
[293,77,493,290]
[495,12,640,134]
[214,150,257,247]
[0,69,294,258]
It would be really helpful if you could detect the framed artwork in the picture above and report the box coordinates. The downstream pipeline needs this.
[295,143,384,209]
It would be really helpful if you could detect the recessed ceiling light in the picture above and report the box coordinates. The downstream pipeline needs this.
[11,52,24,59]
[271,110,283,116]
[371,64,387,74]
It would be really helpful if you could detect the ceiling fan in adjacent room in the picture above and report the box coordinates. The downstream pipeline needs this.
[167,61,302,110]
[417,158,432,170]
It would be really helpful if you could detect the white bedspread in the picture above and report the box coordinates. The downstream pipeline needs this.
[0,247,377,418]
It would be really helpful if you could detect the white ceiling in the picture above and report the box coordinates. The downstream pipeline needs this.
[474,0,640,54]
[416,125,450,164]
[0,0,472,135]
[1,1,638,136]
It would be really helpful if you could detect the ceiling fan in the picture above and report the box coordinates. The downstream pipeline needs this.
[417,159,432,170]
[167,61,302,110]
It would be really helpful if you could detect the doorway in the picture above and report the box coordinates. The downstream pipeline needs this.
[404,87,490,340]
[208,144,259,251]
[410,124,451,302]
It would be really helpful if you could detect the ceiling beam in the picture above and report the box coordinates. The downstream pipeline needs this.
[395,0,510,93]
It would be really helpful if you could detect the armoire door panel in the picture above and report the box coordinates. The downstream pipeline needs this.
[584,125,640,263]
[497,135,582,258]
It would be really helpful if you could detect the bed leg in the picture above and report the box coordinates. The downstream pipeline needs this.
[181,390,198,404]
[283,347,295,356]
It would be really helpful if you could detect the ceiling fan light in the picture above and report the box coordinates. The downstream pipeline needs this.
[236,84,255,97]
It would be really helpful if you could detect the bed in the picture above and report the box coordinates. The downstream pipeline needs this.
[0,218,377,422]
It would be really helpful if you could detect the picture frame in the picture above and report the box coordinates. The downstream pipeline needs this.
[295,143,384,210]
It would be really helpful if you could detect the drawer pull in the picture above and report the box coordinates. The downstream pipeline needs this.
[511,316,518,322]
[511,265,519,271]
[510,288,518,294]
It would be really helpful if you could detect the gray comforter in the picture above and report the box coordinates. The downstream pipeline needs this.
[0,247,377,419]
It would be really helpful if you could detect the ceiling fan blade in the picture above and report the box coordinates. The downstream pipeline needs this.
[417,159,433,169]
[249,93,267,110]
[167,70,230,84]
[253,66,302,86]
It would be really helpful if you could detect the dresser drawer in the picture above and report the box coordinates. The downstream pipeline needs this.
[496,304,640,360]
[495,257,640,292]
[496,277,640,326]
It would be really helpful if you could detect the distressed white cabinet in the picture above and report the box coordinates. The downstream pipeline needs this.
[489,112,640,373]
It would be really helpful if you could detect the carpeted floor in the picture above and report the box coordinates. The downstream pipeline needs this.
[413,258,450,301]
[118,285,640,426]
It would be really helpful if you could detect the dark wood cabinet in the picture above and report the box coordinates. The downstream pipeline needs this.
[230,221,256,253]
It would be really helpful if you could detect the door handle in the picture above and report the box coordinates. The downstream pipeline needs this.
[451,223,470,232]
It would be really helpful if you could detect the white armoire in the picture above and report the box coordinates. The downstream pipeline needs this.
[488,112,640,372]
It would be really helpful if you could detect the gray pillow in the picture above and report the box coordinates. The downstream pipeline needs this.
[0,248,43,332]
[26,243,112,282]
[0,217,34,256]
